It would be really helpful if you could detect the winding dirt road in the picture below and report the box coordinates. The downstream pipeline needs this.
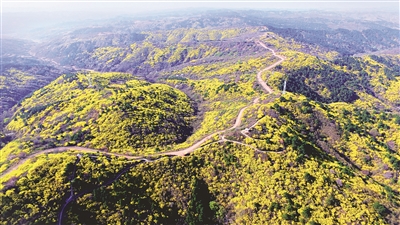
[161,41,286,157]
[0,147,143,179]
[0,40,285,179]
[256,41,286,94]
[162,97,260,157]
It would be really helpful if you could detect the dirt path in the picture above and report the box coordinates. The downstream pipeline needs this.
[256,41,286,94]
[1,40,284,179]
[0,147,143,179]
[163,97,261,157]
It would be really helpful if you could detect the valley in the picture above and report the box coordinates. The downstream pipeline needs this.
[0,39,282,180]
[1,7,399,225]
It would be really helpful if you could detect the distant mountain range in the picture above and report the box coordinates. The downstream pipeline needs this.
[1,9,399,225]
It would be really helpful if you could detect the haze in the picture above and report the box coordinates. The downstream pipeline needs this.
[2,0,399,39]
[3,1,399,13]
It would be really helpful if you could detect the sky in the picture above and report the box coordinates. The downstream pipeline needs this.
[3,1,399,14]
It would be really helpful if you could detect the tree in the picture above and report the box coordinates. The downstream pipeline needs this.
[304,172,315,183]
[301,207,312,219]
[209,201,224,221]
[185,178,215,225]
[394,115,400,125]
[373,202,389,217]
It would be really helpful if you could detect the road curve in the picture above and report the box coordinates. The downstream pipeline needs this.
[232,97,260,128]
[163,97,261,157]
[0,40,284,179]
[0,147,142,179]
[256,41,286,94]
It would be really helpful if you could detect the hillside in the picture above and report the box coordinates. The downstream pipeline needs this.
[0,71,195,174]
[33,9,400,66]
[267,51,400,107]
[1,94,399,224]
[1,8,400,225]
[0,56,63,114]
[0,39,70,138]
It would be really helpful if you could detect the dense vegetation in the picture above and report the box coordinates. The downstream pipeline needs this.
[1,94,399,224]
[0,48,68,148]
[0,71,195,174]
[1,8,399,225]
[0,57,62,113]
[265,50,400,108]
[34,27,265,78]
[284,64,359,103]
[10,71,194,149]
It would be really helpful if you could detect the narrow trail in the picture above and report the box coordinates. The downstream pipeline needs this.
[164,41,286,156]
[162,97,260,157]
[3,38,288,225]
[0,147,142,179]
[1,39,285,180]
[255,41,286,94]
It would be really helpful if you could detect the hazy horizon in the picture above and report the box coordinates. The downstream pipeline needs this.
[2,1,399,40]
[3,1,399,14]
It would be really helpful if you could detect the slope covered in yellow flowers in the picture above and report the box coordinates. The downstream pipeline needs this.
[1,71,195,174]
[1,19,400,225]
[1,92,399,224]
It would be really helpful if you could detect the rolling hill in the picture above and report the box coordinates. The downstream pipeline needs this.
[1,8,399,225]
